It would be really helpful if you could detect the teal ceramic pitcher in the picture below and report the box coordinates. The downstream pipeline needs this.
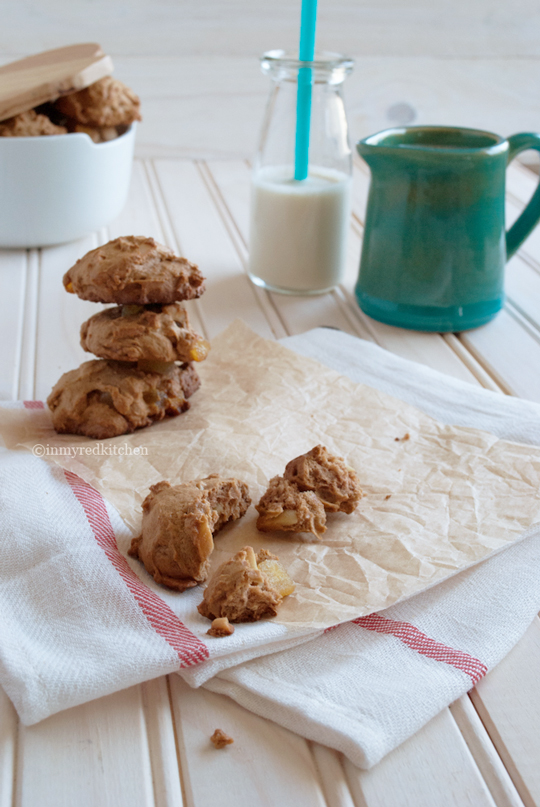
[355,126,540,332]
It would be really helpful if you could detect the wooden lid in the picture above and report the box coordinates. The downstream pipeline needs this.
[0,43,114,123]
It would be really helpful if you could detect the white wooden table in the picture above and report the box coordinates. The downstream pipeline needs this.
[1,155,540,807]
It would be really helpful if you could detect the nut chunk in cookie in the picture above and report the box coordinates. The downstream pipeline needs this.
[80,304,210,363]
[47,359,199,439]
[63,236,205,305]
[284,445,362,514]
[207,617,234,638]
[129,476,251,592]
[197,546,294,623]
[256,476,327,539]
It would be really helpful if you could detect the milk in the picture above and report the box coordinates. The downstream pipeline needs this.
[249,165,351,294]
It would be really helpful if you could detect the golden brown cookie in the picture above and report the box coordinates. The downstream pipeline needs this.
[128,476,251,592]
[284,444,362,513]
[198,547,286,623]
[80,304,210,363]
[47,359,199,439]
[256,475,327,538]
[54,76,141,128]
[0,109,67,137]
[63,236,205,304]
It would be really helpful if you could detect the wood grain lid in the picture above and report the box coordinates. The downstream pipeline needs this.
[0,43,114,123]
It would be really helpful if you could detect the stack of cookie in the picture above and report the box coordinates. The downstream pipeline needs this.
[47,235,209,439]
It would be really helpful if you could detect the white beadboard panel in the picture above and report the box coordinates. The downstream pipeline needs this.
[17,250,39,401]
[450,696,525,807]
[267,289,366,338]
[16,686,155,807]
[460,307,540,401]
[33,234,102,402]
[442,334,504,393]
[0,686,17,807]
[344,708,497,807]
[141,677,185,807]
[107,159,166,243]
[506,162,539,208]
[196,161,287,339]
[203,160,251,250]
[471,618,540,807]
[152,159,275,339]
[310,745,357,807]
[506,197,540,276]
[0,249,27,400]
[505,254,540,334]
[169,676,327,807]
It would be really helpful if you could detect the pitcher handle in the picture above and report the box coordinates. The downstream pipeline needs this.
[506,133,540,259]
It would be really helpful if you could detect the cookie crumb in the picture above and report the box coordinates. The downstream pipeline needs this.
[394,433,410,442]
[207,617,235,637]
[211,728,234,749]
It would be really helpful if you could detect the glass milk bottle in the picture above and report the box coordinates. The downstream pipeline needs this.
[249,50,354,295]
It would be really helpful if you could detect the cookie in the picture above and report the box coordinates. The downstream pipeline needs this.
[284,444,362,513]
[0,109,67,137]
[128,476,251,592]
[63,236,205,304]
[47,359,199,439]
[256,475,327,538]
[54,76,141,128]
[80,304,210,363]
[197,547,283,623]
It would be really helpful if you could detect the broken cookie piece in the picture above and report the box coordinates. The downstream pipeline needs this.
[197,546,294,623]
[47,359,199,439]
[128,476,251,592]
[256,476,327,538]
[207,617,235,637]
[256,446,362,538]
[80,303,210,363]
[63,236,205,305]
[284,444,362,514]
[210,729,234,749]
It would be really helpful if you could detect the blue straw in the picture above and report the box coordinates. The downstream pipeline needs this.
[294,0,318,181]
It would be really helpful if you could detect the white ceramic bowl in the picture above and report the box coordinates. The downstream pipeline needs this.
[0,123,136,248]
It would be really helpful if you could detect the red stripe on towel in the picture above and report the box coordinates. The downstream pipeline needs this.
[64,469,209,667]
[23,400,45,409]
[352,613,487,686]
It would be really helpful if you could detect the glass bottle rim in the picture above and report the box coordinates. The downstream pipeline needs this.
[261,49,354,73]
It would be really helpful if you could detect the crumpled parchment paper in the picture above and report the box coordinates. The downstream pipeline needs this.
[3,319,540,630]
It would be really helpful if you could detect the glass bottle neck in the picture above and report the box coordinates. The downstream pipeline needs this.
[261,50,354,86]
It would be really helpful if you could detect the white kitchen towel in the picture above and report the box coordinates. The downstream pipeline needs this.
[0,326,539,753]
